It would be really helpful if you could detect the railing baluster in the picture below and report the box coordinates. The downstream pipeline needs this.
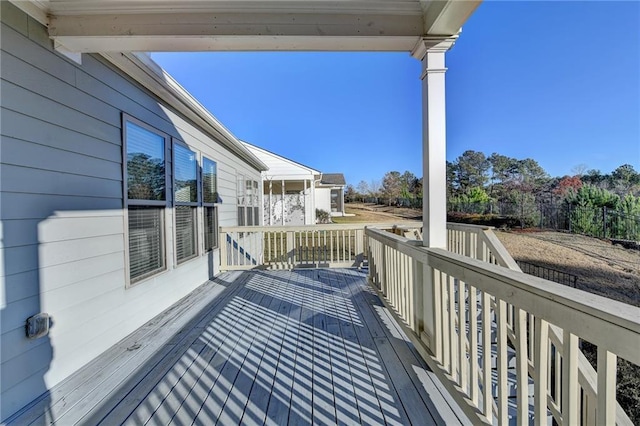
[596,347,617,426]
[469,285,479,405]
[497,299,508,425]
[449,275,457,381]
[433,268,443,362]
[442,273,450,372]
[458,280,468,393]
[534,317,549,426]
[516,308,529,426]
[402,254,415,330]
[482,291,493,423]
[561,330,579,426]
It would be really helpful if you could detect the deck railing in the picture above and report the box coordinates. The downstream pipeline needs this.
[219,222,421,270]
[367,224,639,425]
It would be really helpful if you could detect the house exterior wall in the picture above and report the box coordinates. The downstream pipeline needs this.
[0,3,261,420]
[315,187,332,214]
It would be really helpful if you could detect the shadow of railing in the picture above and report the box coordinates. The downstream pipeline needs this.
[78,269,444,425]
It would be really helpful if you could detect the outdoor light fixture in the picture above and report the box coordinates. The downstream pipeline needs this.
[26,313,51,339]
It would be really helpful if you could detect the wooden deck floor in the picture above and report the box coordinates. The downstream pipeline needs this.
[9,269,470,426]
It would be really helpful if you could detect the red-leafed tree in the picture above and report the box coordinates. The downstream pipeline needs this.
[553,175,583,197]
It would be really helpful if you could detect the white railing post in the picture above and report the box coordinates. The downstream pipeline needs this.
[219,230,228,270]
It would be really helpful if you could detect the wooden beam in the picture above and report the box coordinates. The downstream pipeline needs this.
[53,35,421,52]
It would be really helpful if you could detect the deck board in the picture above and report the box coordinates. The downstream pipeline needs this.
[9,269,469,426]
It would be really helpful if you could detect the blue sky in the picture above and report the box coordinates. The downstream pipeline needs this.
[152,1,639,186]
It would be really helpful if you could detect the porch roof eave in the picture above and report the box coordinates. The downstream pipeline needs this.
[10,0,481,53]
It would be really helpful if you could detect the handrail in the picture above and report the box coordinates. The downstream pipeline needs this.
[220,222,421,233]
[366,226,639,425]
[445,223,633,424]
[447,222,520,270]
[220,222,421,270]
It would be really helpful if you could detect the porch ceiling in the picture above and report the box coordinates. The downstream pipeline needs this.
[11,0,481,52]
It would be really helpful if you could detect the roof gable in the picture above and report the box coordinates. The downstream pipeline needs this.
[320,173,346,186]
[242,141,320,179]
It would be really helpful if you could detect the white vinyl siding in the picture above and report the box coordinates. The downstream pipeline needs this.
[0,4,262,420]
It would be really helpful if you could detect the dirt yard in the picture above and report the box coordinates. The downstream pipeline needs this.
[496,231,640,306]
[333,203,421,223]
[341,203,640,306]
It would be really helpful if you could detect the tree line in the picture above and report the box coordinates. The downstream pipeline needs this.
[345,150,640,217]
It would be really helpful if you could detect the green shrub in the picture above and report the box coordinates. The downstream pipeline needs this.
[315,209,331,224]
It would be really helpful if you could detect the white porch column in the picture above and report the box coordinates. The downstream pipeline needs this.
[268,180,273,226]
[303,179,308,224]
[412,36,457,249]
[281,180,285,226]
[411,36,457,348]
[311,178,316,223]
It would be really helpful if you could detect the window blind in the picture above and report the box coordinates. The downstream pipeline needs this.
[205,206,218,250]
[128,206,165,282]
[175,205,197,263]
[203,157,217,204]
[238,206,246,226]
[174,144,197,203]
[126,122,165,201]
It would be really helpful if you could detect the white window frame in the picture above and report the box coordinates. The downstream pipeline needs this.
[122,114,171,288]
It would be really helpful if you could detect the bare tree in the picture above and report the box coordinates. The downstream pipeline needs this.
[369,179,381,197]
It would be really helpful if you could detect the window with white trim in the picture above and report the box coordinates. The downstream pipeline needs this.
[124,119,168,283]
[237,175,246,226]
[237,176,260,226]
[173,143,198,263]
[203,157,218,250]
[252,180,260,226]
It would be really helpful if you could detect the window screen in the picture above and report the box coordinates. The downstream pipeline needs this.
[128,206,165,282]
[126,122,166,201]
[175,205,197,263]
[204,206,218,250]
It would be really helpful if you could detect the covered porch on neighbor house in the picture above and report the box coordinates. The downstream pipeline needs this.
[6,268,469,425]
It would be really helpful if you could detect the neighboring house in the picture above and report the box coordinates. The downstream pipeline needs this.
[316,173,346,217]
[0,3,268,419]
[241,142,345,225]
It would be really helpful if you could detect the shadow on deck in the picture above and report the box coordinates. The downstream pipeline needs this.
[8,269,469,425]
